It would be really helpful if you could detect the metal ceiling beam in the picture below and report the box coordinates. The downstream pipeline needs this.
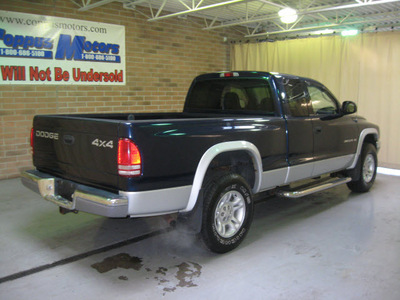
[257,0,286,9]
[147,0,247,22]
[305,0,400,13]
[153,0,168,18]
[204,0,400,30]
[76,0,148,11]
[245,15,400,37]
[73,0,400,39]
[77,0,116,11]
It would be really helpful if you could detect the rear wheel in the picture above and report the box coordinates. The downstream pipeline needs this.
[347,143,377,193]
[200,173,254,253]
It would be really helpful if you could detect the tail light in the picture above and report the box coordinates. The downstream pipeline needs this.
[30,128,34,154]
[117,138,142,177]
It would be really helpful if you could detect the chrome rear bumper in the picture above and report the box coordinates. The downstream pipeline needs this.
[21,170,128,218]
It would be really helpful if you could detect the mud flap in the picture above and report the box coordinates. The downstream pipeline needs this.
[176,189,204,233]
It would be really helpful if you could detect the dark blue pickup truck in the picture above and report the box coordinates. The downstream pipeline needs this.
[22,71,379,253]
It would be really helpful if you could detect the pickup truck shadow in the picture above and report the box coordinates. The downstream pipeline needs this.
[245,184,375,249]
[126,184,375,257]
[13,183,375,276]
[18,206,170,255]
[253,186,351,231]
[7,183,375,295]
[18,183,374,259]
[85,184,375,296]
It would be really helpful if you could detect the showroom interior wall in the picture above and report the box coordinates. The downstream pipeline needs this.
[231,31,400,169]
[0,1,238,180]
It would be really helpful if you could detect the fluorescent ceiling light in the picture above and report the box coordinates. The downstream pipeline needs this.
[341,29,359,36]
[278,8,298,24]
[312,29,335,35]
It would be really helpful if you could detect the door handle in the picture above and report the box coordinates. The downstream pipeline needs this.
[314,126,322,134]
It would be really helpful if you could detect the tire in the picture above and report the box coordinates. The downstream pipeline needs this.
[347,143,377,193]
[200,172,254,253]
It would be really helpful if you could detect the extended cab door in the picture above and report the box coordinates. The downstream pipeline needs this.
[305,81,358,176]
[282,77,315,181]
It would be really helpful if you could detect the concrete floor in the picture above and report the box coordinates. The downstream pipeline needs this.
[0,174,399,300]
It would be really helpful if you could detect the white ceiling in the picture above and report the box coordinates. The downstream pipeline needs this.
[74,0,400,39]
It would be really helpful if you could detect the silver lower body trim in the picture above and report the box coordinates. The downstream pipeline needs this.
[260,154,355,192]
[21,169,192,218]
[313,154,354,176]
[120,186,192,217]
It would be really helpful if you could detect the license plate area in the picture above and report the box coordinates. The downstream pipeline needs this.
[56,179,77,202]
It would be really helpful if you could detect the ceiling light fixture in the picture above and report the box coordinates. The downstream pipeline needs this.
[341,29,359,36]
[312,29,335,35]
[278,7,298,24]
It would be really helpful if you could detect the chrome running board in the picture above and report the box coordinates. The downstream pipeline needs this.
[277,177,352,198]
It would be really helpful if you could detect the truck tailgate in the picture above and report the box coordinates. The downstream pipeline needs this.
[32,115,120,192]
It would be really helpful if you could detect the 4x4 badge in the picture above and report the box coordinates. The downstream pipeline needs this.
[91,138,113,149]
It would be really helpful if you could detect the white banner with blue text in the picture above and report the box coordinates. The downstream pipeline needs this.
[0,10,125,85]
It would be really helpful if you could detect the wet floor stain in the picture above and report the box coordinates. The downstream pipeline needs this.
[156,267,168,276]
[153,261,202,295]
[91,253,202,295]
[118,275,128,281]
[175,262,201,288]
[91,253,143,273]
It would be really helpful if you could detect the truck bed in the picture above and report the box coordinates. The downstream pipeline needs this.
[32,112,287,193]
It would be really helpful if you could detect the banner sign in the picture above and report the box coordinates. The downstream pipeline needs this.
[0,10,125,85]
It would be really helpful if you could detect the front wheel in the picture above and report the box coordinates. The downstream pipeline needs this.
[347,143,377,193]
[200,173,254,253]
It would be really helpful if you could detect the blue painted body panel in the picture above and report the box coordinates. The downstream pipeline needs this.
[31,72,379,193]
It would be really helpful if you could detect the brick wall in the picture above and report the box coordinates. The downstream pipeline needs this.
[0,1,238,180]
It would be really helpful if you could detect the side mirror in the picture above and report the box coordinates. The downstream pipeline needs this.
[342,101,357,115]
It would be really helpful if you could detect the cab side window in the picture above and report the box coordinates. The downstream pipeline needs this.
[307,85,339,115]
[283,78,309,117]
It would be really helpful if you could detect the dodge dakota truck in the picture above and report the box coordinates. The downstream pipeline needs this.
[21,71,379,253]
